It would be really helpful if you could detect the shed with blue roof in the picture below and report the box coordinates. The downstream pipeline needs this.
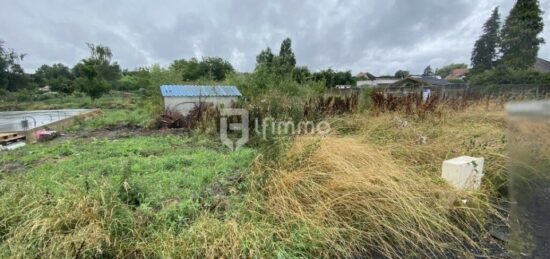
[160,85,242,115]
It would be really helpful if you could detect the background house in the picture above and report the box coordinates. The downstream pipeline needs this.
[160,85,241,115]
[385,75,451,96]
[356,74,400,88]
[445,68,469,80]
[534,57,550,73]
[355,72,376,80]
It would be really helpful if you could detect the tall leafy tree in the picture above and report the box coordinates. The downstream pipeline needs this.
[255,47,274,69]
[255,38,297,77]
[394,70,410,78]
[500,0,544,69]
[34,63,75,94]
[171,57,234,81]
[174,58,202,81]
[73,43,121,100]
[292,66,311,83]
[201,57,234,81]
[312,69,355,88]
[5,63,28,92]
[0,40,28,91]
[119,68,151,91]
[471,7,501,73]
[422,66,434,76]
[0,41,8,89]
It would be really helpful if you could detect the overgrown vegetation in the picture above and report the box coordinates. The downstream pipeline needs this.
[0,3,544,255]
[0,100,509,258]
[0,136,256,257]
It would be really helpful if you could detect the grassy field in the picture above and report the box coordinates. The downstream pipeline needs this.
[0,91,141,111]
[0,92,509,258]
[0,135,256,257]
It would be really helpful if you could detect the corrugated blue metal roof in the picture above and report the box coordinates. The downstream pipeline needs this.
[160,85,242,97]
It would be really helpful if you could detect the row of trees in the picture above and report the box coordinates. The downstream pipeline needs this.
[8,43,123,99]
[0,42,123,99]
[0,41,237,100]
[2,36,354,102]
[170,57,234,81]
[257,39,469,84]
[470,0,545,84]
[255,38,354,88]
[3,0,545,99]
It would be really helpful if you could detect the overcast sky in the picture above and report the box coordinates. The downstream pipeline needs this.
[1,0,549,75]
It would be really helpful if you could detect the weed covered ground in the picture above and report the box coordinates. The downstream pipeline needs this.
[0,135,255,257]
[0,99,510,258]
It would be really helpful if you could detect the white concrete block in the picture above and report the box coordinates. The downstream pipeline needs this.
[441,156,484,190]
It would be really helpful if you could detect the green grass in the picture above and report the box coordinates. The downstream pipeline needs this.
[69,109,152,131]
[0,96,509,258]
[0,135,256,257]
[0,91,141,111]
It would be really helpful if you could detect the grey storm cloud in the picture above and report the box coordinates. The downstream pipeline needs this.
[1,0,549,75]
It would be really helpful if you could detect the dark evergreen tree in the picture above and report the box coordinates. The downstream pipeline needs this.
[278,38,296,69]
[500,0,544,69]
[422,66,434,76]
[471,7,500,73]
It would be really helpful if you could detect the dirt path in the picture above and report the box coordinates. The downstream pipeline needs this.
[60,126,189,140]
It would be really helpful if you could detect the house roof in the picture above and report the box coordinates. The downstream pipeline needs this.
[445,68,469,80]
[160,85,242,97]
[392,76,450,87]
[534,57,550,73]
[374,78,400,86]
[410,75,450,86]
[355,72,376,80]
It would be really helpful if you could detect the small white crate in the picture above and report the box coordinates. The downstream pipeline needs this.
[441,156,484,190]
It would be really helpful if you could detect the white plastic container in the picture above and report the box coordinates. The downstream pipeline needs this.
[441,156,484,190]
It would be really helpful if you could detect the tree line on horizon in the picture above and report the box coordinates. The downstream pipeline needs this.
[0,36,357,100]
[0,40,241,100]
[0,0,547,100]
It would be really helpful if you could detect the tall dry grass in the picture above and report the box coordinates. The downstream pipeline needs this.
[329,102,508,195]
[257,136,494,258]
[0,184,137,258]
